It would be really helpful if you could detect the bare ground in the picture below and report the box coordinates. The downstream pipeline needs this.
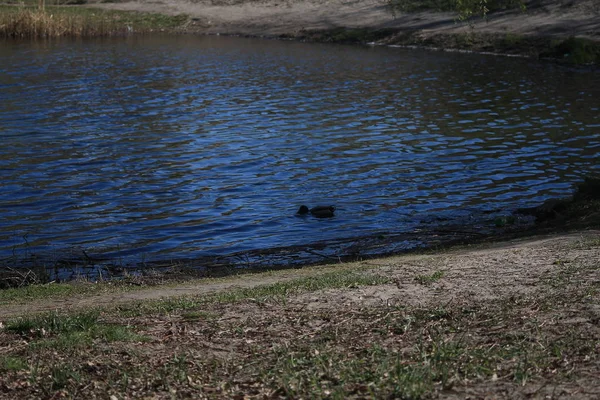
[1,230,599,398]
[89,0,600,40]
[1,230,598,318]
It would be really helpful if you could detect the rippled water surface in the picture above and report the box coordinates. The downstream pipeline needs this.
[1,35,599,265]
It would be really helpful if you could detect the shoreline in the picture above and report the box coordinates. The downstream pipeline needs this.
[2,177,600,287]
[2,190,598,287]
[1,1,599,63]
[88,0,600,64]
[1,228,599,318]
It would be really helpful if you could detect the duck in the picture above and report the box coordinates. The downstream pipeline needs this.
[297,205,336,218]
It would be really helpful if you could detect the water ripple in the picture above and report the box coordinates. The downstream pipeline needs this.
[1,36,599,262]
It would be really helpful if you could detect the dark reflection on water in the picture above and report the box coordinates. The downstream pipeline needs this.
[1,35,599,267]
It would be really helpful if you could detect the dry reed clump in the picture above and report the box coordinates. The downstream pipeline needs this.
[0,8,131,38]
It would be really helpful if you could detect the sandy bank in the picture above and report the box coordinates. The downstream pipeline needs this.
[91,0,600,40]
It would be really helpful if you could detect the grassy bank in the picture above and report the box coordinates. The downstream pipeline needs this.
[387,0,525,18]
[0,5,188,38]
[0,234,598,398]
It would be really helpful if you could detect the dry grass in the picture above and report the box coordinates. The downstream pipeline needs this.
[0,5,188,38]
[0,233,598,399]
[1,8,126,37]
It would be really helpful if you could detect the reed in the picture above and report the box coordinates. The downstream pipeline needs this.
[0,6,188,38]
[1,8,116,37]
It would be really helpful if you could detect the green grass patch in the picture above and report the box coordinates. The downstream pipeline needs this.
[259,304,582,398]
[4,310,146,349]
[268,343,464,398]
[414,270,445,285]
[0,282,75,303]
[5,310,100,336]
[0,282,101,304]
[0,355,28,371]
[117,270,391,316]
[31,324,147,350]
[0,278,158,305]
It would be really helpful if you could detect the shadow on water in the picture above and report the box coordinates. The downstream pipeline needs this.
[0,205,538,286]
[3,175,600,287]
[6,175,600,287]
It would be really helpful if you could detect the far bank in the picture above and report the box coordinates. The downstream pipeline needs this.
[90,0,600,64]
[2,0,599,64]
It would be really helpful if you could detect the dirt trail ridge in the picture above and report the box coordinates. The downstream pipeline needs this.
[2,230,598,319]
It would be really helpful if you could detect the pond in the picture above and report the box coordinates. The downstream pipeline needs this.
[1,35,599,275]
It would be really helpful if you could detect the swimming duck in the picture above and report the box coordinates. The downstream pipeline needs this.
[297,205,336,218]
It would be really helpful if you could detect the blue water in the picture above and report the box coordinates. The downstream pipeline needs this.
[1,35,599,266]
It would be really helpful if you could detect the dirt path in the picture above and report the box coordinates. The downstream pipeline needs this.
[90,0,600,40]
[0,266,346,318]
[2,230,598,318]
